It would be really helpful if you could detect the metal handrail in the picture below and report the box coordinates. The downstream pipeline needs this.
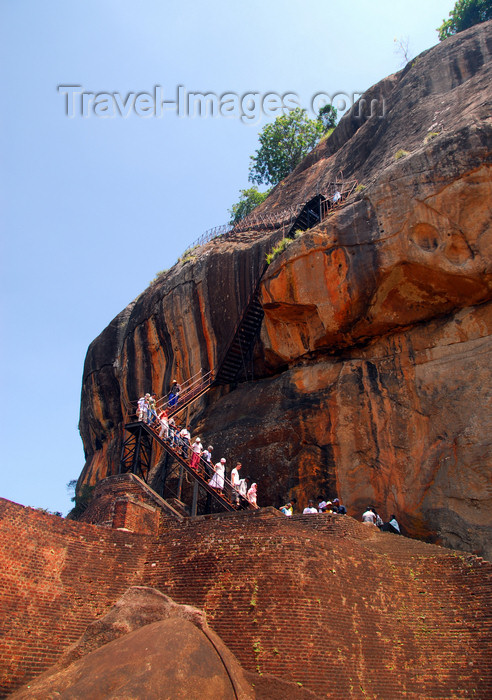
[134,415,256,510]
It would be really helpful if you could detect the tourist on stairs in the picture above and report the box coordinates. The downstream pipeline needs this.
[190,437,202,470]
[202,445,214,477]
[209,458,226,493]
[158,409,169,440]
[179,426,191,459]
[137,395,146,422]
[168,379,181,408]
[230,462,242,504]
[247,482,258,507]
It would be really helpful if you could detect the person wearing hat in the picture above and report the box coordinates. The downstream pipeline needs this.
[247,482,258,508]
[168,380,181,408]
[148,393,158,426]
[190,437,202,471]
[143,393,152,424]
[332,498,347,515]
[318,498,329,513]
[137,395,146,422]
[209,458,226,492]
[179,426,191,459]
[202,445,213,477]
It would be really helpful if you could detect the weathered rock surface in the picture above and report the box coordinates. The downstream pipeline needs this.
[11,587,253,699]
[79,23,492,558]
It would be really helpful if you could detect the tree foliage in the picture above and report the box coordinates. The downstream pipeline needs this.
[249,108,328,187]
[229,186,270,224]
[317,104,337,133]
[66,479,94,520]
[437,0,492,40]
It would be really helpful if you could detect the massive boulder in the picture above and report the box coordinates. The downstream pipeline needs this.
[78,22,492,558]
[11,587,253,699]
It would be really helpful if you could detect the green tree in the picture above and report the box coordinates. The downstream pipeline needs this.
[437,0,492,40]
[317,104,337,133]
[249,107,327,187]
[66,479,94,520]
[229,186,270,224]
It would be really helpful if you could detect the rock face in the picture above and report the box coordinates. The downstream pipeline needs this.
[79,23,492,558]
[11,587,253,699]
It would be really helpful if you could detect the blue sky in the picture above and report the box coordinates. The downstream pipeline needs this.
[0,0,454,514]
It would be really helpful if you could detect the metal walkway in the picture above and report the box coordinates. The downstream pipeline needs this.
[120,419,255,515]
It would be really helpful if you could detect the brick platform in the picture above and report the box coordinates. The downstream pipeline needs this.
[0,489,490,699]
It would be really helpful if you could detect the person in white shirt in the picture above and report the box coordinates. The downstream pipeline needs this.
[247,482,258,507]
[238,476,249,504]
[387,515,401,534]
[179,427,191,459]
[362,507,377,525]
[230,462,242,504]
[280,502,293,516]
[303,500,318,514]
[202,445,213,477]
[190,437,202,471]
[209,458,226,492]
[158,409,169,440]
[137,396,146,422]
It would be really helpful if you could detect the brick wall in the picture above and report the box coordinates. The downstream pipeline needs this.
[0,499,150,696]
[80,473,182,534]
[144,513,492,699]
[0,493,491,699]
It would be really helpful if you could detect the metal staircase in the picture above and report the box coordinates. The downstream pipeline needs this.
[120,420,255,514]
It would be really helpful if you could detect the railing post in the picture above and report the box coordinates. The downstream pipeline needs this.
[177,465,184,501]
[191,481,199,517]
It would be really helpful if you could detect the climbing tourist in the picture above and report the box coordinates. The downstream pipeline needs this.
[144,393,152,423]
[168,379,181,408]
[179,426,191,459]
[158,409,169,440]
[148,394,158,425]
[137,395,146,422]
[333,189,342,204]
[168,417,177,446]
[190,437,202,471]
[209,458,226,492]
[303,500,318,514]
[247,482,258,507]
[230,462,242,504]
[202,445,214,477]
[238,475,249,502]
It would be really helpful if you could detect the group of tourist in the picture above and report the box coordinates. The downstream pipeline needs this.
[137,389,258,509]
[137,381,182,423]
[279,499,400,534]
[280,497,347,516]
[362,506,400,534]
[136,387,400,527]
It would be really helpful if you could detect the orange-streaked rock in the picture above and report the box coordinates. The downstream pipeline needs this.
[78,22,492,559]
